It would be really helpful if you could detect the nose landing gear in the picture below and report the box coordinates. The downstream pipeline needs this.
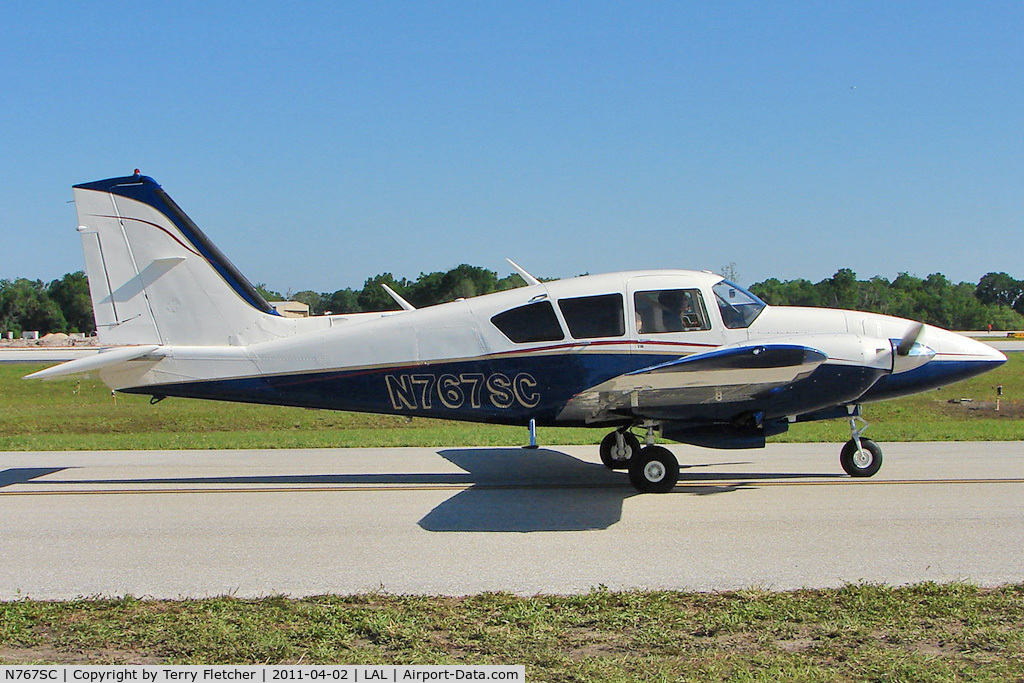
[841,415,883,477]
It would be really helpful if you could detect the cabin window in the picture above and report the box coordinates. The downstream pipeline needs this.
[634,289,710,334]
[491,301,565,343]
[558,293,625,339]
[713,280,766,329]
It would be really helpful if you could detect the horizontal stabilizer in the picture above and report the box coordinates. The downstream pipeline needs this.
[23,345,161,381]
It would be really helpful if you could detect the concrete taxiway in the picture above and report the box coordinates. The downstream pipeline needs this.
[1,443,1021,599]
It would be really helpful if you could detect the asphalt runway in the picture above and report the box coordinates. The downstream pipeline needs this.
[1,443,1022,599]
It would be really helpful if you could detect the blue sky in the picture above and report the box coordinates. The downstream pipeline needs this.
[2,1,1022,293]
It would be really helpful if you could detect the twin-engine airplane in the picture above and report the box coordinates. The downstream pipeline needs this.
[28,173,1007,492]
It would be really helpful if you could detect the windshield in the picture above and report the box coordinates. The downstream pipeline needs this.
[712,280,766,329]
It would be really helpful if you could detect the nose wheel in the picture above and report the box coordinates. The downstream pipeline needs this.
[841,438,882,477]
[627,445,679,493]
[841,416,883,477]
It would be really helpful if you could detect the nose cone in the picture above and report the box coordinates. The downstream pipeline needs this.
[921,326,1007,365]
[861,326,1006,402]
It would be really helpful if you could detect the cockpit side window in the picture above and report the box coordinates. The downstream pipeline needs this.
[712,280,767,329]
[633,289,711,334]
[558,293,625,339]
[490,300,565,343]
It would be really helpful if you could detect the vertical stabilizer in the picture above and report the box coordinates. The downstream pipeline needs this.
[74,174,288,346]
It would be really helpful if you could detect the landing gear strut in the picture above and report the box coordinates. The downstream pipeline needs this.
[599,429,641,470]
[841,415,883,477]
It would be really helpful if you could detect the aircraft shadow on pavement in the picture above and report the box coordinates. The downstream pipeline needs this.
[419,448,632,532]
[0,467,67,488]
[417,448,841,533]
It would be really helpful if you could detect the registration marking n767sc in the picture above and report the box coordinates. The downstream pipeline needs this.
[384,372,540,410]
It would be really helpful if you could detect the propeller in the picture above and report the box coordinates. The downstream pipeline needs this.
[891,322,935,374]
[896,322,924,356]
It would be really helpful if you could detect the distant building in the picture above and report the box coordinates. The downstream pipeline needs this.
[270,301,310,318]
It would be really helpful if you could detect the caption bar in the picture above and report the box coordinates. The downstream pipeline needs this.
[0,667,524,682]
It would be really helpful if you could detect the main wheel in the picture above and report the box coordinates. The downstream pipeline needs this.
[599,430,641,470]
[840,438,883,477]
[628,445,679,493]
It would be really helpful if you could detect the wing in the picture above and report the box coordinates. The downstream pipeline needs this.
[559,343,828,425]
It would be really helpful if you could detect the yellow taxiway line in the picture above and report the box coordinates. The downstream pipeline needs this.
[1,477,1022,496]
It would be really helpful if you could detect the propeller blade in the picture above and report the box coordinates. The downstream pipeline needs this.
[896,322,924,356]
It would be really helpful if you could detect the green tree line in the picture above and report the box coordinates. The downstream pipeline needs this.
[4,266,1024,336]
[0,272,94,336]
[256,264,530,316]
[749,269,1024,330]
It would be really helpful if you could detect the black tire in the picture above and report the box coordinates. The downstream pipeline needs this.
[840,438,883,477]
[628,445,679,493]
[599,430,641,470]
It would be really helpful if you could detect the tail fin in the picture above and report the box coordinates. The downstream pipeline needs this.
[74,173,286,346]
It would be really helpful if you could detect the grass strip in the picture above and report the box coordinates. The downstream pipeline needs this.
[1,583,1022,680]
[1,354,1021,450]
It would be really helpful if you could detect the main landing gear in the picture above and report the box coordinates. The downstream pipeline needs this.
[628,445,679,494]
[841,416,883,477]
[599,429,641,469]
[600,426,680,494]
